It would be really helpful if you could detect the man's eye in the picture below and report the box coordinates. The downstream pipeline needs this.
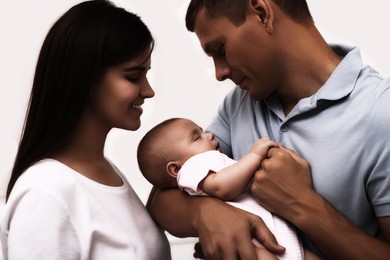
[218,47,226,57]
[214,44,225,57]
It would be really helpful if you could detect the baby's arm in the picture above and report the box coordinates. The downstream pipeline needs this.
[199,137,278,200]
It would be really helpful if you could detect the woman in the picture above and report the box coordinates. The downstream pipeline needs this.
[0,1,171,259]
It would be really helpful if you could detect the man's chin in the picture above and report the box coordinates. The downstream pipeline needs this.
[246,89,256,99]
[247,90,267,101]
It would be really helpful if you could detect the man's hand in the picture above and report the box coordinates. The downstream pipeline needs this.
[250,146,390,259]
[150,188,284,259]
[250,146,315,221]
[194,199,285,260]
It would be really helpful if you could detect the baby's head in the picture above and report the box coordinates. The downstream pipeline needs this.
[137,118,219,189]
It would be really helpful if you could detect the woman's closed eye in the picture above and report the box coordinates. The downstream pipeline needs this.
[125,71,147,83]
[126,76,141,83]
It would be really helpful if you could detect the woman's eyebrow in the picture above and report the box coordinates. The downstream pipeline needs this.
[123,66,151,72]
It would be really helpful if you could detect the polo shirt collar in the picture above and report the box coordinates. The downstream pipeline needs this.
[316,44,362,101]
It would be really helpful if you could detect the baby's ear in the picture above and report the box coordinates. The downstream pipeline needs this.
[166,161,181,179]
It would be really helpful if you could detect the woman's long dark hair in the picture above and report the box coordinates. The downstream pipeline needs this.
[6,0,154,200]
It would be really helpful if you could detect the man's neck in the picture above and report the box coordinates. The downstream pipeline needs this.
[275,24,342,115]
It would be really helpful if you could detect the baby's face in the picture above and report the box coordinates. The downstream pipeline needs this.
[170,119,220,163]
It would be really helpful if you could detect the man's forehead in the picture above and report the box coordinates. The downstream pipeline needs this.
[194,9,227,55]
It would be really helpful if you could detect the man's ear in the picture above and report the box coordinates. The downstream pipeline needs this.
[249,0,274,33]
[166,161,181,179]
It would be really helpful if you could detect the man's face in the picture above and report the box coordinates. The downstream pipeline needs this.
[194,8,283,100]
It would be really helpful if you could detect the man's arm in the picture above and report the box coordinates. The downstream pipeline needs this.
[299,196,390,259]
[147,187,285,260]
[251,147,390,259]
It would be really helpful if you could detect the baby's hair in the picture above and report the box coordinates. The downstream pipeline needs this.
[137,118,182,189]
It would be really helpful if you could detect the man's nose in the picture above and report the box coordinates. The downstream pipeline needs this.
[214,58,231,81]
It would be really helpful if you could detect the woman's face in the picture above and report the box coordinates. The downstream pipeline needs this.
[91,47,154,131]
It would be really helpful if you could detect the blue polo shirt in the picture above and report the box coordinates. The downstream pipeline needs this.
[207,45,390,255]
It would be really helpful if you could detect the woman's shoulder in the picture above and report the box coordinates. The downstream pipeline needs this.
[13,159,80,197]
[4,159,83,223]
[23,158,76,180]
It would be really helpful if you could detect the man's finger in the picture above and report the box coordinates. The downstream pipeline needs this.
[193,241,204,259]
[251,217,286,255]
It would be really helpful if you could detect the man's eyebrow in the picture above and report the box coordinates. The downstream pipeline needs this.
[204,38,223,56]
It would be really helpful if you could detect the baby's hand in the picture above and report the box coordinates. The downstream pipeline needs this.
[250,137,279,160]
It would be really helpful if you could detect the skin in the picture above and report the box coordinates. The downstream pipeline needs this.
[53,47,154,186]
[161,120,283,259]
[195,0,340,114]
[150,0,390,259]
[149,186,285,260]
[198,137,276,201]
[166,119,220,167]
[253,147,390,259]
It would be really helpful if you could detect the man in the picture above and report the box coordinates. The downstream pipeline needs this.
[149,0,390,259]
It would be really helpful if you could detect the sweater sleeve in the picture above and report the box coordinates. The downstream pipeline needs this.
[2,189,81,260]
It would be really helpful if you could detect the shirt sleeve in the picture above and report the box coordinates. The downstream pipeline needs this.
[365,79,390,217]
[206,88,241,158]
[2,189,81,260]
[177,151,236,196]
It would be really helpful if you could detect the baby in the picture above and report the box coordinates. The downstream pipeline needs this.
[138,118,316,259]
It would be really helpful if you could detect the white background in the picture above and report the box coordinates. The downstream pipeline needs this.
[0,1,389,259]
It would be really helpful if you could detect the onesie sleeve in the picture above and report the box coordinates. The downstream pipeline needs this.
[1,189,81,259]
[177,151,236,196]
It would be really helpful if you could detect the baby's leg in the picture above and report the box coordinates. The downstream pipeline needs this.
[255,247,278,260]
[252,238,278,259]
[303,249,321,260]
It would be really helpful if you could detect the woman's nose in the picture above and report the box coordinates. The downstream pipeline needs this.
[142,80,155,98]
